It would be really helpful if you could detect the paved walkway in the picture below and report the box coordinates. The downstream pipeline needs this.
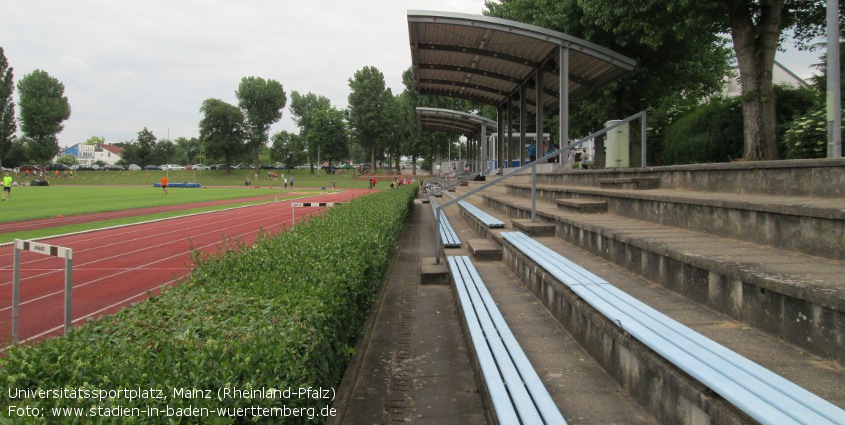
[330,197,486,425]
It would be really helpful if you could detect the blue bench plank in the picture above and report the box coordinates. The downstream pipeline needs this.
[430,197,461,247]
[448,255,568,425]
[458,200,506,228]
[502,231,845,425]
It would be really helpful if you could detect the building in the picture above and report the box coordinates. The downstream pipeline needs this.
[724,60,811,97]
[60,143,123,166]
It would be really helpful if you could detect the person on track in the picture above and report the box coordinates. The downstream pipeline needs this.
[2,171,12,201]
[161,176,168,195]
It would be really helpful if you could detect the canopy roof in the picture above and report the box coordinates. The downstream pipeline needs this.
[407,10,636,114]
[416,107,496,137]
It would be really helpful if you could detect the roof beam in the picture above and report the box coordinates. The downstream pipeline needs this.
[417,43,539,68]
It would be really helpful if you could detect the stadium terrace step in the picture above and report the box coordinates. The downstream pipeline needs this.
[511,219,555,236]
[476,189,845,364]
[503,182,845,261]
[445,192,845,423]
[554,198,608,213]
[598,176,659,190]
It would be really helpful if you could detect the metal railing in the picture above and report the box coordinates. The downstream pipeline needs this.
[432,111,647,264]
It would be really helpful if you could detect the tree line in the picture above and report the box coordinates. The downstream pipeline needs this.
[1,0,841,171]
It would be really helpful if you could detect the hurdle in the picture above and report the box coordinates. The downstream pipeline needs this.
[12,239,73,343]
[291,202,341,226]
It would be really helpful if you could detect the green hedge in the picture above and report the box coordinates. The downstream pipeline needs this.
[1,186,417,424]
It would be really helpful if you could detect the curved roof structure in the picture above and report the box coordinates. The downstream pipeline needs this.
[416,107,495,137]
[407,10,636,114]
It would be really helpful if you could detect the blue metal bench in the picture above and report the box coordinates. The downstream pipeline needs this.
[443,192,506,228]
[501,231,845,425]
[447,255,567,425]
[430,196,460,248]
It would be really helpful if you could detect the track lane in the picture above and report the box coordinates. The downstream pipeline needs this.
[0,189,368,343]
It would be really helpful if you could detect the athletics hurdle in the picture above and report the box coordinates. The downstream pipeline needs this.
[291,202,341,227]
[12,239,73,343]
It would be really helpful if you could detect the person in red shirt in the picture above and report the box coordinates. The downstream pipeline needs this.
[161,176,168,195]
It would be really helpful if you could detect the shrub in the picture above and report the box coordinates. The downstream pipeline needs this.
[0,186,417,424]
[782,108,844,159]
[663,97,744,164]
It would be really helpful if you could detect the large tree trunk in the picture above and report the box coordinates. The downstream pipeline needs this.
[725,0,783,161]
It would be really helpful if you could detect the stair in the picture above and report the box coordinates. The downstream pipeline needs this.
[441,161,845,424]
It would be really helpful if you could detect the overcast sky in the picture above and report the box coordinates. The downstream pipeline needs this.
[1,1,825,149]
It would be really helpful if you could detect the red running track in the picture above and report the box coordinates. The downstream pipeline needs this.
[0,189,369,344]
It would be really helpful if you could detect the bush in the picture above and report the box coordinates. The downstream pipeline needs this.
[0,186,417,424]
[782,108,844,159]
[662,85,819,164]
[663,97,744,164]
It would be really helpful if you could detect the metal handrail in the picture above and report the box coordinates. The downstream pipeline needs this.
[432,111,647,264]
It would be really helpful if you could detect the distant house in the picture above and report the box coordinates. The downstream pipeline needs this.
[60,143,123,166]
[724,61,811,97]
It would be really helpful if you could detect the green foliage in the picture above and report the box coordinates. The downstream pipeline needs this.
[55,153,77,166]
[236,76,287,167]
[271,130,306,169]
[17,69,71,167]
[0,186,417,424]
[347,67,392,168]
[0,47,15,168]
[289,91,332,166]
[84,136,106,146]
[782,108,842,159]
[663,97,744,164]
[309,107,348,165]
[199,98,246,169]
[484,0,731,139]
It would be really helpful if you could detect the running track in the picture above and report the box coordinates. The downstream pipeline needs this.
[0,189,369,344]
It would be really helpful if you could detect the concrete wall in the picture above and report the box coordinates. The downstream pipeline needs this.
[535,158,845,198]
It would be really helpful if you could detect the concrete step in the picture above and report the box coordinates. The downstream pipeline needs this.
[435,200,658,424]
[555,197,607,213]
[598,176,660,189]
[504,182,845,261]
[477,190,845,365]
[448,193,845,423]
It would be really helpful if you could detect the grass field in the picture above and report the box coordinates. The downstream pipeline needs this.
[0,185,326,223]
[28,168,420,188]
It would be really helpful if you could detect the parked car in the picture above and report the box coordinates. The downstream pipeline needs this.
[103,164,124,171]
[19,165,40,173]
[47,164,70,171]
[215,164,232,170]
[143,165,161,170]
[192,164,207,170]
[275,164,285,170]
[236,163,252,170]
[259,163,274,170]
[128,164,141,171]
[160,164,185,170]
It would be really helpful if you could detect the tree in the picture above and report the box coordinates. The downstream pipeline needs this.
[308,107,348,169]
[484,0,731,166]
[135,127,157,166]
[199,98,245,172]
[572,0,842,160]
[270,131,306,170]
[154,139,175,165]
[55,154,77,167]
[85,136,106,146]
[236,76,286,171]
[289,91,332,172]
[0,47,15,169]
[17,69,71,168]
[347,66,392,171]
